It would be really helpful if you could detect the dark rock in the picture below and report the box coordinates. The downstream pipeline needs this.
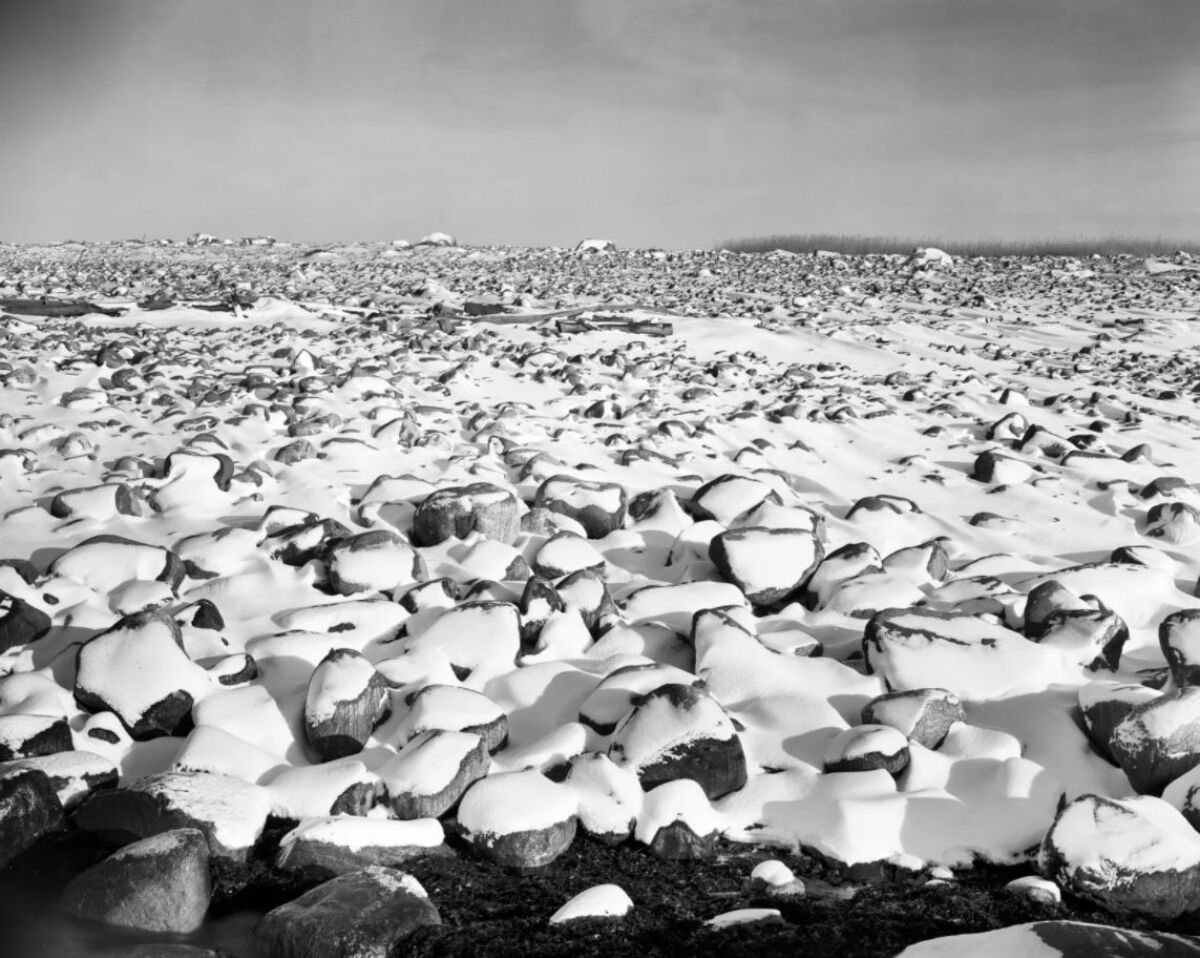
[74,608,208,739]
[1039,793,1200,918]
[0,713,73,761]
[608,683,746,801]
[1110,688,1200,794]
[534,475,627,539]
[380,729,489,819]
[412,482,520,546]
[648,819,717,861]
[263,517,351,567]
[254,866,440,958]
[304,649,389,761]
[861,688,964,750]
[325,530,426,596]
[1161,609,1200,689]
[63,828,210,933]
[708,526,823,607]
[0,768,64,867]
[73,771,271,860]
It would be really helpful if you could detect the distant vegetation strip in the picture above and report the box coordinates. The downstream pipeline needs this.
[718,234,1199,257]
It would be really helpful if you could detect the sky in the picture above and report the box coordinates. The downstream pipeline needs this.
[1,0,1197,248]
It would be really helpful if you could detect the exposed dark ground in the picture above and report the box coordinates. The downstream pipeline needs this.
[5,820,1200,958]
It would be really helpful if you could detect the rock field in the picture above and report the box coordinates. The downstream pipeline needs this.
[1,237,1200,956]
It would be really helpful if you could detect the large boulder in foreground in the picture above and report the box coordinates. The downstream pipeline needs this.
[1038,793,1200,918]
[63,828,210,933]
[897,921,1200,957]
[254,866,441,958]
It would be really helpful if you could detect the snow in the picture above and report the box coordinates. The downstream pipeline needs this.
[4,242,1200,933]
[719,528,820,592]
[377,729,482,796]
[305,651,378,723]
[278,815,444,853]
[896,924,1060,958]
[457,769,579,837]
[548,884,633,923]
[1047,794,1200,875]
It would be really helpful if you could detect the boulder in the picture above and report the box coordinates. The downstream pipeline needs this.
[1031,603,1129,671]
[534,475,627,539]
[1039,793,1200,917]
[690,474,780,526]
[412,483,520,546]
[74,609,212,739]
[378,729,489,819]
[276,817,447,879]
[823,724,909,775]
[262,517,350,566]
[708,526,823,607]
[607,683,746,801]
[0,590,52,653]
[1110,688,1200,794]
[802,542,882,610]
[531,532,605,580]
[0,767,64,867]
[749,860,806,900]
[304,648,389,760]
[254,866,441,958]
[394,684,507,751]
[457,770,578,868]
[1146,502,1200,545]
[63,828,210,933]
[1,749,118,808]
[563,752,642,844]
[49,535,185,593]
[1078,680,1160,764]
[972,450,1034,485]
[325,531,426,595]
[862,607,1081,700]
[1161,609,1200,688]
[74,771,271,860]
[0,713,73,761]
[897,921,1200,958]
[860,688,964,750]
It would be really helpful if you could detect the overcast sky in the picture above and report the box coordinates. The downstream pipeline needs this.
[2,0,1197,248]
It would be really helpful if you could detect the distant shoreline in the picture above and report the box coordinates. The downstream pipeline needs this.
[719,235,1199,258]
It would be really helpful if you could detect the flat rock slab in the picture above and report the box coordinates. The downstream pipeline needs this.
[254,865,441,958]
